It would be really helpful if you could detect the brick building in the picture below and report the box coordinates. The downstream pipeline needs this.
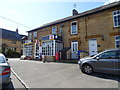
[24,1,120,60]
[0,28,24,56]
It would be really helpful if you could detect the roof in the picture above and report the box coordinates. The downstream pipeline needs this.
[0,28,23,41]
[28,1,120,32]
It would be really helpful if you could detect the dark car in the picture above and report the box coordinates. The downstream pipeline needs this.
[78,48,120,75]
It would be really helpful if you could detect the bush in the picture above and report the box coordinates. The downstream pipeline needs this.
[5,49,21,58]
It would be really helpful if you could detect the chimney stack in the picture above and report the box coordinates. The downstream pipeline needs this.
[72,9,78,16]
[16,28,18,33]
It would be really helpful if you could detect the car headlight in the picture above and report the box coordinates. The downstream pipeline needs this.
[78,60,82,64]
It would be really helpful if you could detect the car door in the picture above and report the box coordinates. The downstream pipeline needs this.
[93,51,117,74]
[113,50,120,75]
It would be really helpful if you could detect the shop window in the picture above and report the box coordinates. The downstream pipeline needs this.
[42,41,62,56]
[115,35,120,48]
[52,26,57,34]
[23,45,32,56]
[113,10,120,27]
[71,21,78,34]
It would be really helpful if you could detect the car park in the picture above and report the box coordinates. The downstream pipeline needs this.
[78,48,120,75]
[0,53,11,85]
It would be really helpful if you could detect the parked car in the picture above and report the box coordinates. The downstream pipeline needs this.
[20,55,26,60]
[0,53,11,85]
[78,48,120,75]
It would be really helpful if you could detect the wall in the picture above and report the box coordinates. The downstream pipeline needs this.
[1,38,22,53]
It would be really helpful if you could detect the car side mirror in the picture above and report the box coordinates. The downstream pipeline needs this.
[96,57,99,60]
[6,58,8,61]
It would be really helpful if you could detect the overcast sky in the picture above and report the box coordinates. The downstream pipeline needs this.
[0,0,119,35]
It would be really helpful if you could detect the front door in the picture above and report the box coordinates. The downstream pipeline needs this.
[71,41,78,59]
[89,39,97,56]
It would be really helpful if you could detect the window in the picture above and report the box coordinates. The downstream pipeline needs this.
[28,33,32,39]
[42,41,54,56]
[11,40,16,44]
[71,21,78,34]
[42,41,62,56]
[23,45,32,56]
[52,26,57,34]
[58,28,62,34]
[113,10,120,27]
[115,35,120,48]
[98,51,117,59]
[0,56,5,63]
[33,32,37,38]
[116,50,120,59]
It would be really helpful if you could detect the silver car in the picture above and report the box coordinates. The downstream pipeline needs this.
[78,48,120,75]
[0,53,11,85]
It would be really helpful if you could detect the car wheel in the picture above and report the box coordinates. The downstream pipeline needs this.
[82,64,93,74]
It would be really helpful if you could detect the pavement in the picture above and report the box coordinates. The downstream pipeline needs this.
[7,58,120,89]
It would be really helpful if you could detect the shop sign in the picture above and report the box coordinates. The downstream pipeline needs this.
[49,35,54,40]
[42,35,62,41]
[25,40,31,43]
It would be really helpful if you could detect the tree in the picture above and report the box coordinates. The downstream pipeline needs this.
[2,43,7,55]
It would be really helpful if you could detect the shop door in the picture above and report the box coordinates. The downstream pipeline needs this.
[71,41,78,59]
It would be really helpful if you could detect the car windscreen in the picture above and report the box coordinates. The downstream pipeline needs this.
[0,56,6,63]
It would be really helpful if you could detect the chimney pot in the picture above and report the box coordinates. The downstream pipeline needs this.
[72,9,78,16]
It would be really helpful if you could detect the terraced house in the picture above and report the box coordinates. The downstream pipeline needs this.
[0,28,24,57]
[24,1,120,60]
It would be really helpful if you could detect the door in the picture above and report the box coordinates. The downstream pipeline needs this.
[71,41,78,59]
[89,39,97,56]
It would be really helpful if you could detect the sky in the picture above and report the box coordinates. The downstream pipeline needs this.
[0,0,119,35]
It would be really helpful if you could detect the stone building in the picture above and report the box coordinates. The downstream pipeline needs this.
[0,28,24,56]
[24,1,120,60]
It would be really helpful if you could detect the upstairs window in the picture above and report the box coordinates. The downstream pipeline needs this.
[71,21,78,34]
[28,33,32,39]
[113,10,120,27]
[52,26,57,34]
[33,32,37,38]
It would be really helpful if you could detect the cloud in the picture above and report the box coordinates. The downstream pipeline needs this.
[104,0,120,5]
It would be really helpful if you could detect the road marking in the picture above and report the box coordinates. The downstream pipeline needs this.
[11,68,30,90]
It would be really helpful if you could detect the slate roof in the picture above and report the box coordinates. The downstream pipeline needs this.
[28,1,120,32]
[0,28,22,41]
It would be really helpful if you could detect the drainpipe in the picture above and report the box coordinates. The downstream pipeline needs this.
[85,16,88,40]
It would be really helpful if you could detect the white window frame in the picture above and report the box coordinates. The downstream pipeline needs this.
[71,41,78,53]
[115,35,120,48]
[113,10,120,27]
[70,21,78,34]
[33,32,37,38]
[23,45,32,56]
[52,26,57,34]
